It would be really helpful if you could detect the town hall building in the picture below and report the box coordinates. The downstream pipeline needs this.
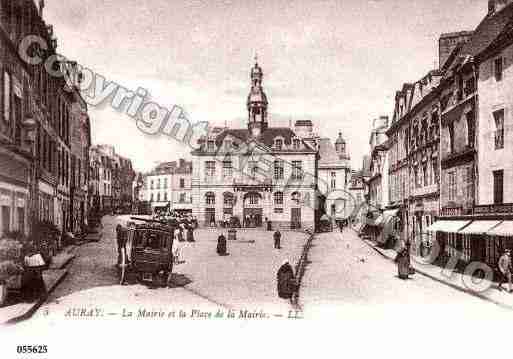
[191,61,349,230]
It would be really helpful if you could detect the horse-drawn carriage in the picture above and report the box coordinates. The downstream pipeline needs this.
[117,217,175,287]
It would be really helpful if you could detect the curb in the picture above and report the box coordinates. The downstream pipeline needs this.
[360,238,513,311]
[291,231,315,311]
[4,269,68,324]
[49,254,76,270]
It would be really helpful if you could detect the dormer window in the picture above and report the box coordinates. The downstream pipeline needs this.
[224,139,231,150]
[207,140,215,152]
[275,138,283,150]
[293,138,301,150]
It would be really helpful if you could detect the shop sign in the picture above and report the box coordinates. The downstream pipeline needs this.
[474,203,513,215]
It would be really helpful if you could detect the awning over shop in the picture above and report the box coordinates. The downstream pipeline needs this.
[426,220,471,233]
[372,215,384,227]
[487,221,513,237]
[458,220,502,235]
[368,209,399,228]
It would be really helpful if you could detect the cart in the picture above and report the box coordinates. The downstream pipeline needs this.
[118,217,175,287]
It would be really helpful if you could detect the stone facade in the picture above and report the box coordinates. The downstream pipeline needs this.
[477,44,513,205]
[0,0,91,235]
[191,62,319,230]
[439,55,476,216]
[90,145,134,213]
[141,159,193,214]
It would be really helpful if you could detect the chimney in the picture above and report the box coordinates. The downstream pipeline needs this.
[294,120,313,138]
[489,0,512,14]
[438,31,473,69]
[373,116,389,131]
[38,0,45,17]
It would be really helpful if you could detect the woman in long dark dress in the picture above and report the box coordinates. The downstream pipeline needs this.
[395,242,411,279]
[216,233,227,256]
[277,260,296,299]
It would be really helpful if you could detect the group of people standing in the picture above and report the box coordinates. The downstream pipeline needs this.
[243,214,261,228]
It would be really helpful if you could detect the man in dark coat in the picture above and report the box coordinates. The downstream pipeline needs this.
[273,230,281,249]
[216,233,227,256]
[277,260,296,299]
[116,224,127,266]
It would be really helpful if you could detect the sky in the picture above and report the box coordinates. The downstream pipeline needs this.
[42,0,487,172]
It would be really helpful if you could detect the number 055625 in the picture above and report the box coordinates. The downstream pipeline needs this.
[16,345,48,354]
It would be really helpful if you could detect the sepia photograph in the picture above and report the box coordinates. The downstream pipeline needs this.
[1,0,513,357]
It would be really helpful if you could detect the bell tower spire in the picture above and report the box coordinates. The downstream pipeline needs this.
[247,57,268,137]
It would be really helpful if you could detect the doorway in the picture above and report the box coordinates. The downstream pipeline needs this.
[291,208,301,229]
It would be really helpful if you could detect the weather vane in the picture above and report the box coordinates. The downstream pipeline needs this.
[254,52,258,64]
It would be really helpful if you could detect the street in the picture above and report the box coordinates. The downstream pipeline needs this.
[25,215,308,324]
[14,215,513,325]
[300,228,510,318]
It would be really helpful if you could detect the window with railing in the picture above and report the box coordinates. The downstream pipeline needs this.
[291,161,303,180]
[223,193,234,207]
[494,109,504,150]
[274,160,284,180]
[222,161,232,179]
[205,192,215,205]
[274,192,284,205]
[205,161,215,180]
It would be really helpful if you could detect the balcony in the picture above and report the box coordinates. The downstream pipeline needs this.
[411,184,438,199]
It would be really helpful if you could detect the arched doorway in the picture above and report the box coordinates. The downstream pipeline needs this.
[243,192,263,228]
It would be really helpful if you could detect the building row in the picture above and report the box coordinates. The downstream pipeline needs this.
[139,61,356,230]
[138,159,193,216]
[0,0,91,236]
[362,0,513,269]
[88,144,136,215]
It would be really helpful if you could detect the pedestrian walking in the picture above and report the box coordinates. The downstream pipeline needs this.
[277,260,296,299]
[175,226,184,242]
[395,241,411,280]
[498,249,512,292]
[273,230,282,249]
[116,224,128,266]
[217,233,227,256]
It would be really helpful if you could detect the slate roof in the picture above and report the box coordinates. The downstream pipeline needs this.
[462,3,513,59]
[213,127,316,153]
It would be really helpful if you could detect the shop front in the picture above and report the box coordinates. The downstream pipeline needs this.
[428,205,513,269]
